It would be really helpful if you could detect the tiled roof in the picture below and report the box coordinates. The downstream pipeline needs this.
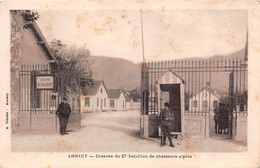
[82,80,106,96]
[107,89,124,99]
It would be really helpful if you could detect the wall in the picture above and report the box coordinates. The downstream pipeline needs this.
[108,98,117,111]
[125,101,132,110]
[116,92,126,111]
[140,115,149,137]
[20,27,50,65]
[189,90,220,112]
[184,112,209,138]
[80,84,108,112]
[98,85,108,111]
[10,11,26,133]
[233,112,247,143]
[10,11,56,133]
[81,95,92,112]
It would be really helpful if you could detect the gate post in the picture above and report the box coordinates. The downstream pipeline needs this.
[229,71,234,139]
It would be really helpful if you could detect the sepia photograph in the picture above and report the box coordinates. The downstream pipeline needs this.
[10,9,249,153]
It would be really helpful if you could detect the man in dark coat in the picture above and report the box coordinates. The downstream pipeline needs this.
[159,102,175,147]
[214,103,221,134]
[219,103,229,134]
[56,97,71,135]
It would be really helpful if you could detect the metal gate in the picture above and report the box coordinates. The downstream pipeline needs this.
[141,57,248,138]
[18,64,81,133]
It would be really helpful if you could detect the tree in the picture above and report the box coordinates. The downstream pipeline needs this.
[129,87,141,102]
[220,90,248,111]
[50,39,94,94]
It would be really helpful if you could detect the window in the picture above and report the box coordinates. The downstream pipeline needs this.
[97,98,99,107]
[77,98,79,107]
[101,88,102,93]
[104,98,106,107]
[193,100,197,107]
[51,95,56,107]
[110,100,115,108]
[213,101,218,108]
[85,98,90,107]
[203,100,208,108]
[123,100,125,108]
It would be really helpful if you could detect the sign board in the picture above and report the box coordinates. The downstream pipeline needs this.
[36,75,54,89]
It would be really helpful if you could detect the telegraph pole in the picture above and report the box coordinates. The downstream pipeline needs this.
[140,9,145,63]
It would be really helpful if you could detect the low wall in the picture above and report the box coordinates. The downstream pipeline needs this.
[131,102,140,110]
[184,112,209,138]
[17,112,81,134]
[141,112,210,138]
[148,115,159,137]
[232,112,247,143]
[140,115,149,137]
[18,113,57,134]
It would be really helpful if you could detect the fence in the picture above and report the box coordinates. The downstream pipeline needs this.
[140,57,248,138]
[18,63,81,133]
[141,58,248,114]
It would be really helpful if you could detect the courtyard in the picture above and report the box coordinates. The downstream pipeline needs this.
[12,110,246,152]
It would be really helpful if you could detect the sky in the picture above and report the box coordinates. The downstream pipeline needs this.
[37,10,248,64]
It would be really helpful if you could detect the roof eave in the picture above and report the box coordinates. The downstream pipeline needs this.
[24,20,58,64]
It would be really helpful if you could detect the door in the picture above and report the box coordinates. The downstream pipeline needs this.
[159,84,182,133]
[101,99,103,110]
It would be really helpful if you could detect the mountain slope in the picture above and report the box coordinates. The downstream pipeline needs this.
[90,48,246,91]
[91,56,141,90]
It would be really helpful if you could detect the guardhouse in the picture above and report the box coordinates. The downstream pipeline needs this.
[140,57,248,142]
[140,70,185,138]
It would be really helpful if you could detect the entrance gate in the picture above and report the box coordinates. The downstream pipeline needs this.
[18,64,81,133]
[141,58,248,139]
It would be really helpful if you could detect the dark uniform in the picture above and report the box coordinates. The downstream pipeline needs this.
[219,104,229,134]
[159,103,174,147]
[56,98,71,135]
[213,103,221,134]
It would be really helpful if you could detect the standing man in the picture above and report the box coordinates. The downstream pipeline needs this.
[56,97,71,135]
[214,103,221,134]
[219,103,229,134]
[159,102,175,147]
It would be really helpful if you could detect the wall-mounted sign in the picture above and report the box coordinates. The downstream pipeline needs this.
[36,75,54,89]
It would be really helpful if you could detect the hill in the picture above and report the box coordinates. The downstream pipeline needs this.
[91,56,141,90]
[90,48,246,92]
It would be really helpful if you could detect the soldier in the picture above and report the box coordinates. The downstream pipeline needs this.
[56,97,71,135]
[223,104,230,134]
[219,103,229,134]
[214,103,221,134]
[159,102,175,147]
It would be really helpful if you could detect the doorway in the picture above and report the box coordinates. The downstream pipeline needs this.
[160,84,181,133]
[101,99,103,111]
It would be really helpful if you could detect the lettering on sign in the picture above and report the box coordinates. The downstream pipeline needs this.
[36,76,54,89]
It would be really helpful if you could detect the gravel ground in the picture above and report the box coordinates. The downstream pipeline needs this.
[11,110,247,152]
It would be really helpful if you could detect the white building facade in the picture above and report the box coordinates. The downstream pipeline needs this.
[189,87,221,112]
[81,81,108,112]
[107,89,126,111]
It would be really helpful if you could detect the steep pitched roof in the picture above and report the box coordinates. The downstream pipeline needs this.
[24,19,57,64]
[194,86,221,98]
[156,69,185,84]
[107,89,125,99]
[82,80,107,96]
